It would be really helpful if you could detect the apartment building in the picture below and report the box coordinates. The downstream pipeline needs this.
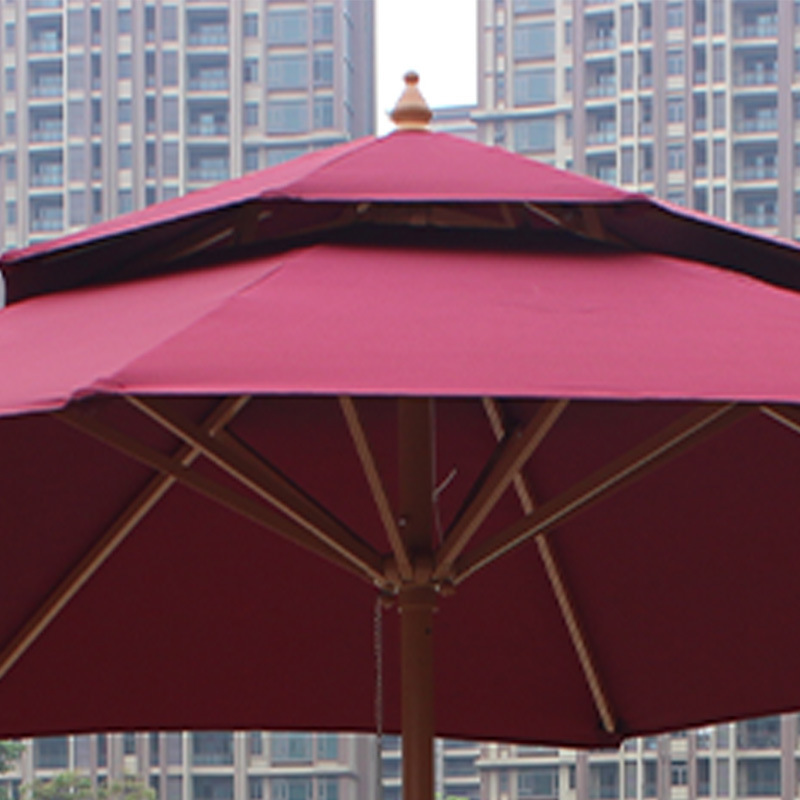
[476,0,800,238]
[0,0,374,250]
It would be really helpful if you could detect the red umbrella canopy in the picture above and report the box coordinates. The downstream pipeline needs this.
[3,93,800,782]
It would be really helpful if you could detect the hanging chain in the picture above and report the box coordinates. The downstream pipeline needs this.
[374,594,384,800]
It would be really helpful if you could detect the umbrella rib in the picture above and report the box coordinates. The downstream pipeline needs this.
[479,397,618,735]
[759,404,800,434]
[454,402,749,583]
[56,406,376,584]
[339,396,413,582]
[433,399,568,582]
[127,396,385,583]
[0,396,249,685]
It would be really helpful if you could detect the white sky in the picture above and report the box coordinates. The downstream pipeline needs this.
[375,0,478,134]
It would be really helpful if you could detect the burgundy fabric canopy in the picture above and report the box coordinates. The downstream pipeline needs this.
[2,129,800,791]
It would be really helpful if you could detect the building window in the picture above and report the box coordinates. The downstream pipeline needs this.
[313,7,334,42]
[268,56,306,89]
[267,100,308,134]
[162,6,178,40]
[621,53,633,90]
[513,0,555,12]
[666,50,685,76]
[68,9,84,45]
[313,96,333,129]
[4,111,15,137]
[118,54,132,80]
[68,55,85,90]
[118,143,132,169]
[34,738,69,770]
[192,733,233,767]
[514,68,554,104]
[163,96,179,132]
[4,67,14,92]
[713,140,725,176]
[712,45,725,82]
[244,58,259,84]
[266,147,307,166]
[69,145,85,180]
[118,8,132,34]
[621,100,633,136]
[667,2,684,28]
[643,761,658,798]
[244,13,258,37]
[272,734,312,763]
[620,6,633,42]
[736,759,780,797]
[316,734,338,760]
[5,22,14,48]
[118,98,132,124]
[244,103,259,127]
[698,758,711,796]
[513,117,555,152]
[667,97,684,122]
[513,22,555,60]
[6,200,16,226]
[313,52,333,87]
[118,189,133,214]
[317,779,337,800]
[589,764,619,800]
[517,762,559,795]
[267,10,307,45]
[163,51,178,86]
[624,762,637,799]
[163,142,179,177]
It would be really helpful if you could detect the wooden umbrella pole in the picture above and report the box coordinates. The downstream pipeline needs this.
[397,397,437,800]
[400,584,437,800]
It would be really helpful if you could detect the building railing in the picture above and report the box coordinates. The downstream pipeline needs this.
[736,116,778,132]
[736,165,778,180]
[741,212,777,227]
[187,32,229,46]
[188,78,229,91]
[587,130,616,144]
[734,71,778,86]
[30,127,63,141]
[735,22,778,38]
[188,123,229,135]
[585,36,616,52]
[31,171,63,186]
[31,216,64,231]
[29,38,62,53]
[586,83,616,97]
[188,167,229,181]
[29,81,62,97]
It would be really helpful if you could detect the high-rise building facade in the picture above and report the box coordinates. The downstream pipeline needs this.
[0,0,374,250]
[476,0,798,239]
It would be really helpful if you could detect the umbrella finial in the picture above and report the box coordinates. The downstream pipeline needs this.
[390,72,433,130]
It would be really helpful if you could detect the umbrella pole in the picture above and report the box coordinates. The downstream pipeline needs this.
[397,398,437,800]
[400,584,437,800]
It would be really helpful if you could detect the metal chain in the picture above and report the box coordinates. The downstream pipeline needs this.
[374,595,384,800]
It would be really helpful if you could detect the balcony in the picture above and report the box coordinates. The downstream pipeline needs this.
[187,30,229,47]
[735,21,778,39]
[586,82,616,98]
[29,37,62,53]
[736,116,778,133]
[29,78,63,98]
[585,36,616,52]
[188,122,229,136]
[30,169,63,187]
[30,125,63,142]
[188,76,229,92]
[31,215,64,232]
[736,165,778,180]
[188,166,229,182]
[587,130,616,145]
[735,71,777,87]
[741,212,777,227]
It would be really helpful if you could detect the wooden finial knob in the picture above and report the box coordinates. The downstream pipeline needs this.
[390,72,432,130]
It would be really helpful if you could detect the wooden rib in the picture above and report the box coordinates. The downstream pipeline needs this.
[339,396,412,581]
[433,399,568,581]
[455,403,748,583]
[481,398,617,735]
[760,404,800,434]
[0,396,249,684]
[57,407,373,583]
[127,396,385,582]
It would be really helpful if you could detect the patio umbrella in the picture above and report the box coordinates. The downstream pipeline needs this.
[3,76,800,800]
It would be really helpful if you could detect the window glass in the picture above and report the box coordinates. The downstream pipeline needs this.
[513,22,555,60]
